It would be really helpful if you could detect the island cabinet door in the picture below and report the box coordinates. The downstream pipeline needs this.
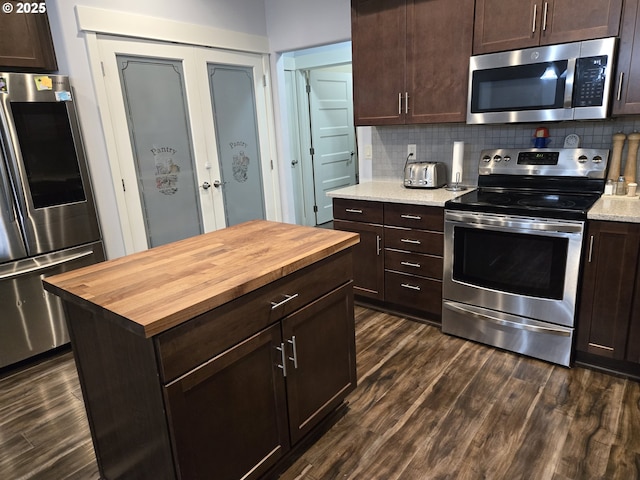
[163,323,290,480]
[282,282,357,445]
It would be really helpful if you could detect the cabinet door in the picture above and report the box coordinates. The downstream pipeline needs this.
[612,0,640,115]
[282,282,357,445]
[406,0,474,123]
[541,0,622,45]
[164,324,290,480]
[473,0,541,54]
[351,0,406,125]
[576,221,640,360]
[334,219,384,300]
[0,9,57,70]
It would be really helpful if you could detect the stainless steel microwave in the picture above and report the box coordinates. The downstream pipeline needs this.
[467,37,617,124]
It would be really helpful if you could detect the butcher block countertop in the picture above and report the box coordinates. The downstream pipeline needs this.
[43,220,359,338]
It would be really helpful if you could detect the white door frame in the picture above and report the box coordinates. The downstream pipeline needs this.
[78,6,280,254]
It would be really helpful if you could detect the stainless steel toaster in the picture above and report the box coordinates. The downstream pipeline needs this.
[403,161,447,188]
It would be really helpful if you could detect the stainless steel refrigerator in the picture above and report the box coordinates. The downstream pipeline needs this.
[0,73,104,369]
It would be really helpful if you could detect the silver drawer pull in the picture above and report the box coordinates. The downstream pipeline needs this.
[271,293,299,309]
[276,343,287,377]
[401,261,421,268]
[287,336,299,369]
[345,208,363,214]
[401,238,421,245]
[400,214,421,220]
[401,283,421,291]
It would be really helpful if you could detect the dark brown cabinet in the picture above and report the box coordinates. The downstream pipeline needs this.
[351,0,474,125]
[0,4,57,71]
[473,0,622,54]
[383,203,444,322]
[165,281,356,479]
[46,221,358,480]
[576,221,640,362]
[333,198,444,323]
[612,0,640,115]
[333,198,384,300]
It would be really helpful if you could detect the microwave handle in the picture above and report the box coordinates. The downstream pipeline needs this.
[564,58,576,108]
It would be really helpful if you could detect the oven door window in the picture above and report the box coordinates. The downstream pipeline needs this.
[470,60,568,113]
[453,226,568,299]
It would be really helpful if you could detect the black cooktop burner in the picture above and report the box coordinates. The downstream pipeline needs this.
[445,188,600,221]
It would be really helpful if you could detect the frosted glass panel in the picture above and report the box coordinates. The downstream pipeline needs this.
[208,64,265,226]
[117,56,203,247]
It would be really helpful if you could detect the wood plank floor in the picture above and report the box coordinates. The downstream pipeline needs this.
[1,306,639,479]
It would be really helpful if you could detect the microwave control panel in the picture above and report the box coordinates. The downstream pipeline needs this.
[573,56,608,107]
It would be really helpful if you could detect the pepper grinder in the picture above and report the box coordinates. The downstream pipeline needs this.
[624,132,640,185]
[608,132,626,182]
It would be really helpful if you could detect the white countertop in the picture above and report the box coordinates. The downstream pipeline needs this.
[589,195,640,223]
[327,181,471,206]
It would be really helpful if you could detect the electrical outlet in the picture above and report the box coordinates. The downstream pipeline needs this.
[365,145,373,159]
[407,144,417,159]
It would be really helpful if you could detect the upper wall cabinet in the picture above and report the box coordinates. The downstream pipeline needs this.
[351,0,474,125]
[0,8,57,71]
[473,0,623,55]
[612,0,640,115]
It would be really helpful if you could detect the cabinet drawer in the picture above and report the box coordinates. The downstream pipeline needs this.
[385,249,442,280]
[155,250,353,382]
[384,203,443,231]
[384,226,443,255]
[385,271,442,317]
[333,198,383,223]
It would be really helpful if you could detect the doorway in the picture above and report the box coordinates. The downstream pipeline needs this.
[283,43,358,227]
[97,35,279,252]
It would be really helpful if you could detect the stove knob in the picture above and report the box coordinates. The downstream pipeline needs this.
[592,155,603,163]
[504,155,511,162]
[493,155,502,162]
[578,155,588,163]
[482,155,491,163]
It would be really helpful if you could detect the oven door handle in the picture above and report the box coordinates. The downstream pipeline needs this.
[443,301,571,337]
[445,213,583,235]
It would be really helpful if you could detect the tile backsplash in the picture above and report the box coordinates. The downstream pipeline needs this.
[372,117,640,186]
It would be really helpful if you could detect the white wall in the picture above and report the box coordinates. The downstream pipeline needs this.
[264,0,352,223]
[45,0,269,259]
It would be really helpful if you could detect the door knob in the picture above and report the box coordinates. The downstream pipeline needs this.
[213,180,225,188]
[202,182,211,190]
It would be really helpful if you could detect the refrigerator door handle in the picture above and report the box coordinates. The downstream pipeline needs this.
[0,249,94,280]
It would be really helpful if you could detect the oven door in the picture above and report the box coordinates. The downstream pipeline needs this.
[443,210,584,328]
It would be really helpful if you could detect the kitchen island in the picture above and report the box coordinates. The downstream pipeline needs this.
[43,220,359,480]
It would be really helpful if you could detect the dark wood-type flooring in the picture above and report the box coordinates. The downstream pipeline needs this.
[1,306,639,479]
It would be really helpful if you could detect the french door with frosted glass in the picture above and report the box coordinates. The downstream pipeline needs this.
[98,36,277,252]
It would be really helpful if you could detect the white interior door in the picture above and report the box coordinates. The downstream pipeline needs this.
[308,70,358,225]
[97,36,278,251]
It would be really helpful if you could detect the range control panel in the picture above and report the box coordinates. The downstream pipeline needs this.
[479,148,609,179]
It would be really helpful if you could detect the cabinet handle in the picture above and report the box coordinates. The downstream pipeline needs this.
[401,261,421,268]
[276,343,287,377]
[405,92,409,114]
[532,4,538,33]
[398,92,402,115]
[345,208,363,214]
[617,72,624,101]
[401,283,421,291]
[376,235,382,256]
[271,293,299,309]
[542,2,548,31]
[401,238,421,245]
[400,214,421,220]
[287,336,299,369]
[588,235,594,263]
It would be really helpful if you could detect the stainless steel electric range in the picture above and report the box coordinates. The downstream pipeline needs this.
[442,147,610,366]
